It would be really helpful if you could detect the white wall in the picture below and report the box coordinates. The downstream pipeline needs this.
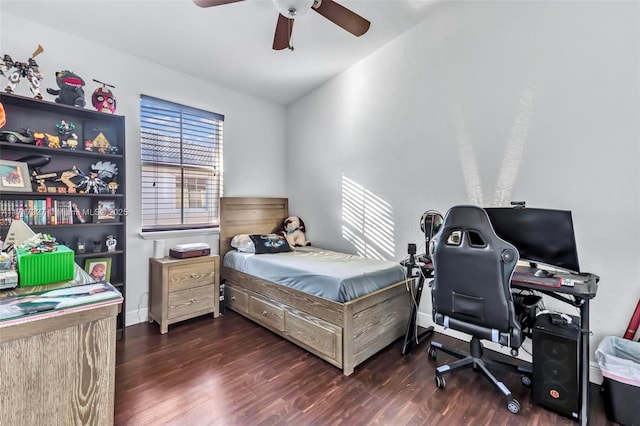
[0,12,288,326]
[286,0,640,371]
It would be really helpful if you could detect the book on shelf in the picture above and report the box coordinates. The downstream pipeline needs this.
[0,198,76,226]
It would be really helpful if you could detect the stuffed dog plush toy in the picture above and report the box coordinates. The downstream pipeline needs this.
[281,216,311,248]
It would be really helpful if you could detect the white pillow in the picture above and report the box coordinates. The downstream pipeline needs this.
[230,234,255,253]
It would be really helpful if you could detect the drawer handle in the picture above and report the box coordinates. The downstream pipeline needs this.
[261,310,268,316]
[231,296,236,301]
[190,273,197,278]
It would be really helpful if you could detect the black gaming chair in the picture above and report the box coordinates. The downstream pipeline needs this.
[428,205,531,414]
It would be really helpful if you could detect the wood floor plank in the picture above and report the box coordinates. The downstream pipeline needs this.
[115,311,615,425]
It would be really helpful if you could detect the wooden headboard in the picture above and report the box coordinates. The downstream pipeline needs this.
[219,197,289,259]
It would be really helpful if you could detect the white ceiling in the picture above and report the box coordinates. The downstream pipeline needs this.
[3,0,438,105]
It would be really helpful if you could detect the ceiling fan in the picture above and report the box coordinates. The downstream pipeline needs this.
[193,0,371,51]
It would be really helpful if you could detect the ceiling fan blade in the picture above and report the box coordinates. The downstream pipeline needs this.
[312,0,370,37]
[273,13,294,50]
[193,0,245,8]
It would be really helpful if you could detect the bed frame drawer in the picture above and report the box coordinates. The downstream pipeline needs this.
[285,311,341,360]
[249,295,285,331]
[226,284,248,313]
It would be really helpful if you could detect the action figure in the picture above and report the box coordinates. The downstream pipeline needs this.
[46,70,85,107]
[56,168,80,192]
[75,161,118,194]
[1,45,45,99]
[76,171,106,194]
[55,120,78,147]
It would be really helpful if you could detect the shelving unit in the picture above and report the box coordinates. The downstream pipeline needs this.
[0,92,127,339]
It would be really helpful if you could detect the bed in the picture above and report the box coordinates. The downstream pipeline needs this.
[219,197,412,376]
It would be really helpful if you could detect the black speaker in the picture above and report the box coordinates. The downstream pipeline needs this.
[532,313,581,420]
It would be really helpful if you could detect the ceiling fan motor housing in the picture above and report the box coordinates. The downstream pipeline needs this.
[274,0,314,17]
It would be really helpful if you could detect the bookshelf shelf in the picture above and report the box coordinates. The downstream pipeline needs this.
[0,191,124,198]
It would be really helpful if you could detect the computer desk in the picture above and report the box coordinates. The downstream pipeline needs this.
[512,268,599,426]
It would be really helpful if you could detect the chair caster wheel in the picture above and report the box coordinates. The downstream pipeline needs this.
[428,348,437,360]
[435,375,446,389]
[521,375,532,386]
[507,399,520,414]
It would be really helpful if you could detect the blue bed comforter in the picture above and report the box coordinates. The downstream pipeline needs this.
[223,246,405,303]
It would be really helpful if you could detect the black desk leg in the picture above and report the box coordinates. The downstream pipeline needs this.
[401,274,434,355]
[580,299,591,426]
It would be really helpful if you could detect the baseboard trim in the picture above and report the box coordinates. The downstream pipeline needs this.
[126,308,149,327]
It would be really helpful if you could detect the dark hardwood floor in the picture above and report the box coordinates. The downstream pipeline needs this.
[115,311,616,425]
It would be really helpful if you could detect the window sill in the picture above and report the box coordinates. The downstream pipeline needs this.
[139,228,219,240]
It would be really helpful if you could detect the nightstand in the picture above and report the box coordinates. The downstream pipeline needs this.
[149,255,220,334]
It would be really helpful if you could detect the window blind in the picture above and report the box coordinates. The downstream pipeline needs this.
[140,95,223,231]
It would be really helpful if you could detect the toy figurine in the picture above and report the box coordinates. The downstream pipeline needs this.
[47,134,61,149]
[1,45,45,99]
[0,128,35,144]
[66,139,78,150]
[92,79,116,114]
[92,132,111,153]
[107,181,119,194]
[46,70,85,107]
[0,56,10,82]
[76,171,105,194]
[106,235,117,252]
[33,132,54,147]
[56,167,80,192]
[56,120,78,148]
[75,161,117,194]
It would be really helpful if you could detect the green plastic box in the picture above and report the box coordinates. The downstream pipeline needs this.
[17,245,75,287]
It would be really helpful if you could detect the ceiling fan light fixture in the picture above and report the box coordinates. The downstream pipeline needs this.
[273,0,314,18]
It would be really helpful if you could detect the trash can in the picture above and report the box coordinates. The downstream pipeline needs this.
[595,336,640,426]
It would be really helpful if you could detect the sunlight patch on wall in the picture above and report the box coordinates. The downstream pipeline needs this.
[493,86,537,206]
[453,105,484,205]
[453,85,538,207]
[342,175,395,260]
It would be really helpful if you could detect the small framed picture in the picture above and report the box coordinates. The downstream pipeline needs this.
[83,121,118,153]
[0,160,32,192]
[93,199,117,223]
[84,257,112,282]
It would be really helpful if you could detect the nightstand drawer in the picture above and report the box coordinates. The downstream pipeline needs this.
[249,295,284,331]
[168,262,215,292]
[168,285,216,320]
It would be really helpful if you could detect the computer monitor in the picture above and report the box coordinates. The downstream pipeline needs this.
[483,207,580,274]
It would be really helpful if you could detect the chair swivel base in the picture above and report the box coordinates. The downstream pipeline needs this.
[429,336,531,414]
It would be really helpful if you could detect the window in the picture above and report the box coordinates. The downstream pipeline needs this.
[140,95,223,231]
